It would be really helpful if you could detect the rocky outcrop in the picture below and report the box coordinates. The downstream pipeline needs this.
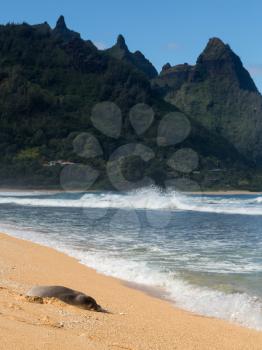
[153,63,194,91]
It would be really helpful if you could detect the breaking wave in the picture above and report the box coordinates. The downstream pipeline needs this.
[1,222,262,331]
[0,187,261,215]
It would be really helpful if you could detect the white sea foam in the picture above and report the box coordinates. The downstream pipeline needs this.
[0,187,261,215]
[0,190,60,197]
[1,222,262,331]
[254,197,262,203]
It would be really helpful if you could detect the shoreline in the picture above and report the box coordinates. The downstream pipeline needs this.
[1,232,262,349]
[189,190,262,195]
[0,187,262,195]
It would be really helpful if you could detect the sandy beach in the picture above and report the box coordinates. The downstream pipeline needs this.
[0,232,262,349]
[0,188,261,195]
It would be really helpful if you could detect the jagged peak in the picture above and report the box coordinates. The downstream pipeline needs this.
[116,34,128,50]
[107,35,157,78]
[194,37,258,92]
[198,37,232,62]
[55,15,66,29]
[207,37,226,48]
[53,15,80,41]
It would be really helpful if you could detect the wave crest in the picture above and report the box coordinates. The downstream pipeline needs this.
[0,187,261,215]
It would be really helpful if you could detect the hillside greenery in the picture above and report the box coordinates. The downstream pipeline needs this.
[0,19,259,190]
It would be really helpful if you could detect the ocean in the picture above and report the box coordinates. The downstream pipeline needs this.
[1,187,262,329]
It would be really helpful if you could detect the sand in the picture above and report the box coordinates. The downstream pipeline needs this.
[1,233,262,350]
[0,188,261,195]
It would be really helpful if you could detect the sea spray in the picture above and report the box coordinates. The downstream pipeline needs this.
[0,187,261,215]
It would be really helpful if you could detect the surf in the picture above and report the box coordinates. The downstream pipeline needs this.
[0,187,261,216]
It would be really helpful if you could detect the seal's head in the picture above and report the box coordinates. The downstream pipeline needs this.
[75,294,102,311]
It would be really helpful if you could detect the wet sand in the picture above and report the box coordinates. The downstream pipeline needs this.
[1,232,262,350]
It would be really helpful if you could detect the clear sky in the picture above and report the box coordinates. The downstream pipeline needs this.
[1,0,262,91]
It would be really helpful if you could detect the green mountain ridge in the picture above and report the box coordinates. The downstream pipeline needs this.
[0,17,260,190]
[153,37,262,165]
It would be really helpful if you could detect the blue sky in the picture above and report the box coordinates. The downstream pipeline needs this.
[1,0,262,91]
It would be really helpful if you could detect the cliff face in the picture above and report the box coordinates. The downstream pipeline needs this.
[153,38,262,164]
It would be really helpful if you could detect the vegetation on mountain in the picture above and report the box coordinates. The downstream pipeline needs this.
[0,18,260,190]
[153,38,262,165]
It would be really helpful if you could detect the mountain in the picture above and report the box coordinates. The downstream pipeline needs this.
[53,15,81,42]
[0,19,258,190]
[106,35,158,79]
[153,37,262,165]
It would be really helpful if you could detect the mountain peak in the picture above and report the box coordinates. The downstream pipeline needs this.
[106,36,157,78]
[53,15,80,42]
[56,15,66,29]
[198,37,232,62]
[116,34,128,50]
[195,37,258,92]
[105,34,129,60]
[207,37,226,48]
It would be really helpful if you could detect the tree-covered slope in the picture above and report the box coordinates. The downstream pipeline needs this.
[0,19,257,190]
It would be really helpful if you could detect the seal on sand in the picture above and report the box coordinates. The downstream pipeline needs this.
[26,285,102,311]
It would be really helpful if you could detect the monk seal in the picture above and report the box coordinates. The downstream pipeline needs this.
[26,285,103,311]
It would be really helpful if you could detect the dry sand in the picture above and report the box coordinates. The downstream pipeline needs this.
[1,232,262,350]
